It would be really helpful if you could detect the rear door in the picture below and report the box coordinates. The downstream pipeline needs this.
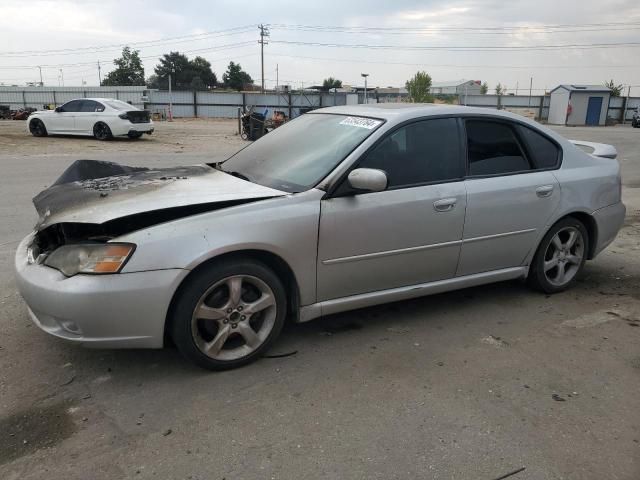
[317,117,467,301]
[457,119,561,276]
[74,100,105,134]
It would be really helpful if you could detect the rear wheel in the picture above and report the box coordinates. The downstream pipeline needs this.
[93,122,112,140]
[170,259,287,370]
[528,217,588,293]
[29,119,47,137]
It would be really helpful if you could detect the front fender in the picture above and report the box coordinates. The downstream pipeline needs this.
[117,189,323,306]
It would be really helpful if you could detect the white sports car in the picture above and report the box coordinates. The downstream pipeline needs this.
[27,97,154,140]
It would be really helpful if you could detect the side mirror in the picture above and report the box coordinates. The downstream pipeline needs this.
[347,168,387,193]
[54,106,63,113]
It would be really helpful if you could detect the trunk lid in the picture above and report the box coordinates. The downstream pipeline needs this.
[124,110,151,123]
[569,140,617,159]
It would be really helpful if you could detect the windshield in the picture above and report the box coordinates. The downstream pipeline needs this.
[220,113,383,192]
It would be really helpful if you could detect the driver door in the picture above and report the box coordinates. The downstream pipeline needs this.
[52,100,81,133]
[317,117,467,301]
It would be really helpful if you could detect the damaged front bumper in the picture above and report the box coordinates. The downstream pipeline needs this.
[14,233,188,349]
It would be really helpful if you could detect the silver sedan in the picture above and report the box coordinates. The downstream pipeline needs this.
[15,104,625,370]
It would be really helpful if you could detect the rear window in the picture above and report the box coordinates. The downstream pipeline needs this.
[104,100,137,111]
[516,125,560,169]
[466,120,530,176]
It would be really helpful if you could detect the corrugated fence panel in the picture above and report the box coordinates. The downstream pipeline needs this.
[197,105,239,118]
[464,95,499,107]
[150,90,193,104]
[196,91,242,105]
[0,86,148,109]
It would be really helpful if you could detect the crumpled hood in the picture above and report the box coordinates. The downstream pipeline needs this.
[33,160,287,230]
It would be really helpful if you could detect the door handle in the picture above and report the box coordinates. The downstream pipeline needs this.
[433,198,457,212]
[536,185,554,198]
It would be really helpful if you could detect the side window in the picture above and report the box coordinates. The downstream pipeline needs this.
[358,118,463,188]
[80,100,96,112]
[60,100,82,112]
[95,102,105,112]
[516,125,560,169]
[466,120,530,176]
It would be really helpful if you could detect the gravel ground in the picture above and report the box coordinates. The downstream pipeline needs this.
[0,118,639,480]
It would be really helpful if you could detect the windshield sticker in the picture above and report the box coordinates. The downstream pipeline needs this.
[339,117,382,130]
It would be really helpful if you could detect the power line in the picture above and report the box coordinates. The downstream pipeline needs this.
[268,53,640,69]
[0,25,257,56]
[269,21,640,32]
[271,39,640,51]
[0,42,256,69]
[270,23,640,36]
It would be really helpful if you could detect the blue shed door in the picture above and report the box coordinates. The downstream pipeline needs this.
[586,96,603,125]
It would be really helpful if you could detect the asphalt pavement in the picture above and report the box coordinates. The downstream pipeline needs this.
[1,122,639,480]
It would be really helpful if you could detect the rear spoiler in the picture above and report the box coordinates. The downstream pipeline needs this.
[569,140,617,159]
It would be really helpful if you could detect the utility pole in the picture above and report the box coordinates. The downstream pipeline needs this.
[515,81,519,95]
[259,24,269,93]
[361,73,369,104]
[59,69,64,87]
[528,77,533,107]
[98,61,102,86]
[37,66,43,86]
[276,63,279,92]
[168,73,173,122]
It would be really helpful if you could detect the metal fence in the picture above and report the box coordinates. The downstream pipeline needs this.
[145,91,357,119]
[0,86,148,110]
[1,86,638,123]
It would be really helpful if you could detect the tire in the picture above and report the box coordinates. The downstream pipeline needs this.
[93,122,113,140]
[527,217,589,294]
[128,132,143,139]
[169,258,287,370]
[29,118,47,137]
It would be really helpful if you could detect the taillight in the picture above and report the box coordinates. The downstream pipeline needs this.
[118,112,129,120]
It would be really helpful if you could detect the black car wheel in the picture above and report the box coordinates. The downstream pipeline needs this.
[29,118,48,137]
[93,122,113,141]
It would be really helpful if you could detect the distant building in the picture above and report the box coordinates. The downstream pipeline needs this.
[548,85,611,126]
[431,80,482,95]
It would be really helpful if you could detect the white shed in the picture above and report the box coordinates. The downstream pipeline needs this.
[548,85,611,126]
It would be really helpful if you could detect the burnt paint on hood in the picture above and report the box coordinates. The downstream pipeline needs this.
[33,159,287,230]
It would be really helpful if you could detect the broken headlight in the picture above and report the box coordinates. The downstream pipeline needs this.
[44,243,135,277]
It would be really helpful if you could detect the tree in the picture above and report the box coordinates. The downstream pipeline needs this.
[604,79,623,97]
[187,56,217,89]
[322,77,342,91]
[495,82,505,95]
[154,52,191,89]
[405,71,433,103]
[146,74,160,89]
[102,47,145,86]
[222,62,253,91]
[480,81,488,95]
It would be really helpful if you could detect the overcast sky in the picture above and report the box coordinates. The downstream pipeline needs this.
[2,0,640,94]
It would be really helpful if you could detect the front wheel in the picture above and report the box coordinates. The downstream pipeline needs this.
[170,259,287,370]
[93,122,112,141]
[29,118,47,137]
[528,217,588,294]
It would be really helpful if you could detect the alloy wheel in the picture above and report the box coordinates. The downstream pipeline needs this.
[191,275,277,361]
[94,123,110,140]
[30,120,44,136]
[543,226,585,287]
